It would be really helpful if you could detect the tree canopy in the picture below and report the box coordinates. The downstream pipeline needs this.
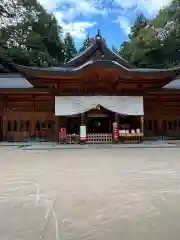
[78,34,94,53]
[64,32,77,62]
[119,0,180,68]
[0,0,65,67]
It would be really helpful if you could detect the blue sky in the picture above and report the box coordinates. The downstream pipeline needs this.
[39,0,170,48]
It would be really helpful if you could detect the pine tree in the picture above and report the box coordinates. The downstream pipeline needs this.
[64,32,77,62]
[129,13,148,39]
[79,34,93,53]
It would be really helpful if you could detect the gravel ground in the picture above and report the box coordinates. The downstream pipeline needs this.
[0,147,180,240]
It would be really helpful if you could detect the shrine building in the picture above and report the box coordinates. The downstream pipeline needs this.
[1,32,180,144]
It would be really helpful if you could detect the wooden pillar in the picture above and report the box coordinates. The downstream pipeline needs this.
[2,114,7,141]
[108,112,112,133]
[80,112,86,144]
[115,113,119,123]
[140,116,144,141]
[31,96,36,139]
[2,102,8,141]
[2,98,7,141]
[81,112,85,125]
[158,119,163,138]
[54,116,59,142]
[31,119,36,139]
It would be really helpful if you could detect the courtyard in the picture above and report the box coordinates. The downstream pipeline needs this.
[0,146,180,240]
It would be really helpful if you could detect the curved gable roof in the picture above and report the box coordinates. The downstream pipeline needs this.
[63,37,134,69]
[14,60,180,79]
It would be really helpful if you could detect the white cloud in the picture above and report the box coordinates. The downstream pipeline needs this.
[38,0,59,10]
[38,0,172,38]
[54,12,97,39]
[113,16,131,35]
[63,22,97,39]
[38,0,105,39]
[113,0,171,35]
[113,0,171,15]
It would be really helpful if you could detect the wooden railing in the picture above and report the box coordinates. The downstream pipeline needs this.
[63,133,113,144]
[87,133,112,144]
[66,134,80,144]
[61,132,143,144]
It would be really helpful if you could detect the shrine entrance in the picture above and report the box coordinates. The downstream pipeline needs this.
[86,106,113,143]
[87,107,112,133]
[87,117,109,133]
[55,96,144,144]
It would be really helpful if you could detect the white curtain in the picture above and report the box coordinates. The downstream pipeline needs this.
[55,96,144,116]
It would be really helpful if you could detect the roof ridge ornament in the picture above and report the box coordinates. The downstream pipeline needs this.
[95,29,102,40]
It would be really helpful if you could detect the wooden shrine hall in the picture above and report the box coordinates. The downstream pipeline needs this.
[1,32,180,144]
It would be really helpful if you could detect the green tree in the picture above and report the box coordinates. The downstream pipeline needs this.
[119,1,180,68]
[119,13,167,67]
[79,34,93,53]
[129,13,148,40]
[64,32,77,62]
[0,0,65,66]
[119,41,133,62]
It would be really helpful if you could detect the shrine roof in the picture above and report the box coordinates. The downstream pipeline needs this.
[63,34,134,68]
[14,60,180,78]
[2,32,180,86]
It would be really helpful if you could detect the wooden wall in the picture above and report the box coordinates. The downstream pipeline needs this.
[3,94,54,112]
[144,93,180,137]
[0,94,56,141]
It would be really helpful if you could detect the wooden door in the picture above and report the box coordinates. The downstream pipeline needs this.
[34,119,54,141]
[7,119,30,142]
[163,119,179,138]
[3,112,55,142]
[144,120,154,137]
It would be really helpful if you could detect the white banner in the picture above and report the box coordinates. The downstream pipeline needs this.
[55,96,144,116]
[80,125,87,140]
